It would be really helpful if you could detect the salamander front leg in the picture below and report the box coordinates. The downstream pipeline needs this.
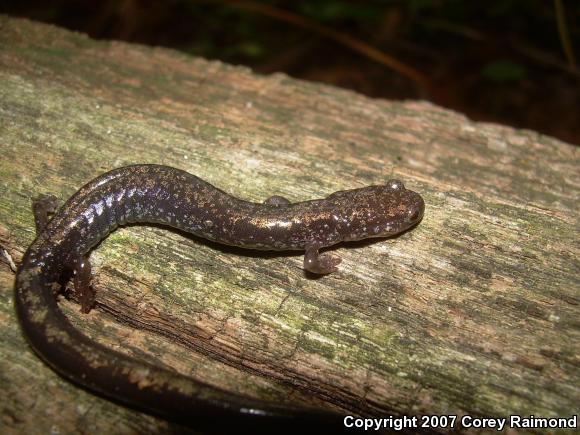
[304,245,341,274]
[72,256,95,314]
[263,195,291,206]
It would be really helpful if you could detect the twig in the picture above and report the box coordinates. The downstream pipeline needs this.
[1,247,17,273]
[553,0,577,70]
[424,16,580,78]
[204,0,432,93]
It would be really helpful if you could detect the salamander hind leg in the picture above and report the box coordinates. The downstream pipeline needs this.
[72,256,95,314]
[32,195,95,313]
[32,194,61,233]
[263,195,291,206]
[303,246,341,274]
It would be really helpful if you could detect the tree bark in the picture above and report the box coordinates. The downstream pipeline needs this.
[0,15,578,434]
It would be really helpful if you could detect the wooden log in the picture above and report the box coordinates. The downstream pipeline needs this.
[0,15,578,434]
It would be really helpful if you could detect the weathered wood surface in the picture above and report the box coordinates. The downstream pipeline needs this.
[0,15,578,434]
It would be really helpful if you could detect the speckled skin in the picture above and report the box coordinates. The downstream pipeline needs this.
[14,164,424,432]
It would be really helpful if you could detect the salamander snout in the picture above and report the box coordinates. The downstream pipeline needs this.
[386,179,424,225]
[405,193,425,224]
[326,180,426,242]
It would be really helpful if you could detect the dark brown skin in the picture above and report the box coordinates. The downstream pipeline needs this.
[14,164,424,433]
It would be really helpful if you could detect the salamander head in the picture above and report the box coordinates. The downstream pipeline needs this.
[329,179,425,242]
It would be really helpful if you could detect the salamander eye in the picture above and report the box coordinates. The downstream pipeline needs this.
[387,179,404,190]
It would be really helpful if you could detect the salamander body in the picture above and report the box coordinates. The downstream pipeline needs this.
[15,164,424,432]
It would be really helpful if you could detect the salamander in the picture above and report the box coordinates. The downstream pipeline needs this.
[14,164,424,432]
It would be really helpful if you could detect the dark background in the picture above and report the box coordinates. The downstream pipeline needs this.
[3,0,579,145]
